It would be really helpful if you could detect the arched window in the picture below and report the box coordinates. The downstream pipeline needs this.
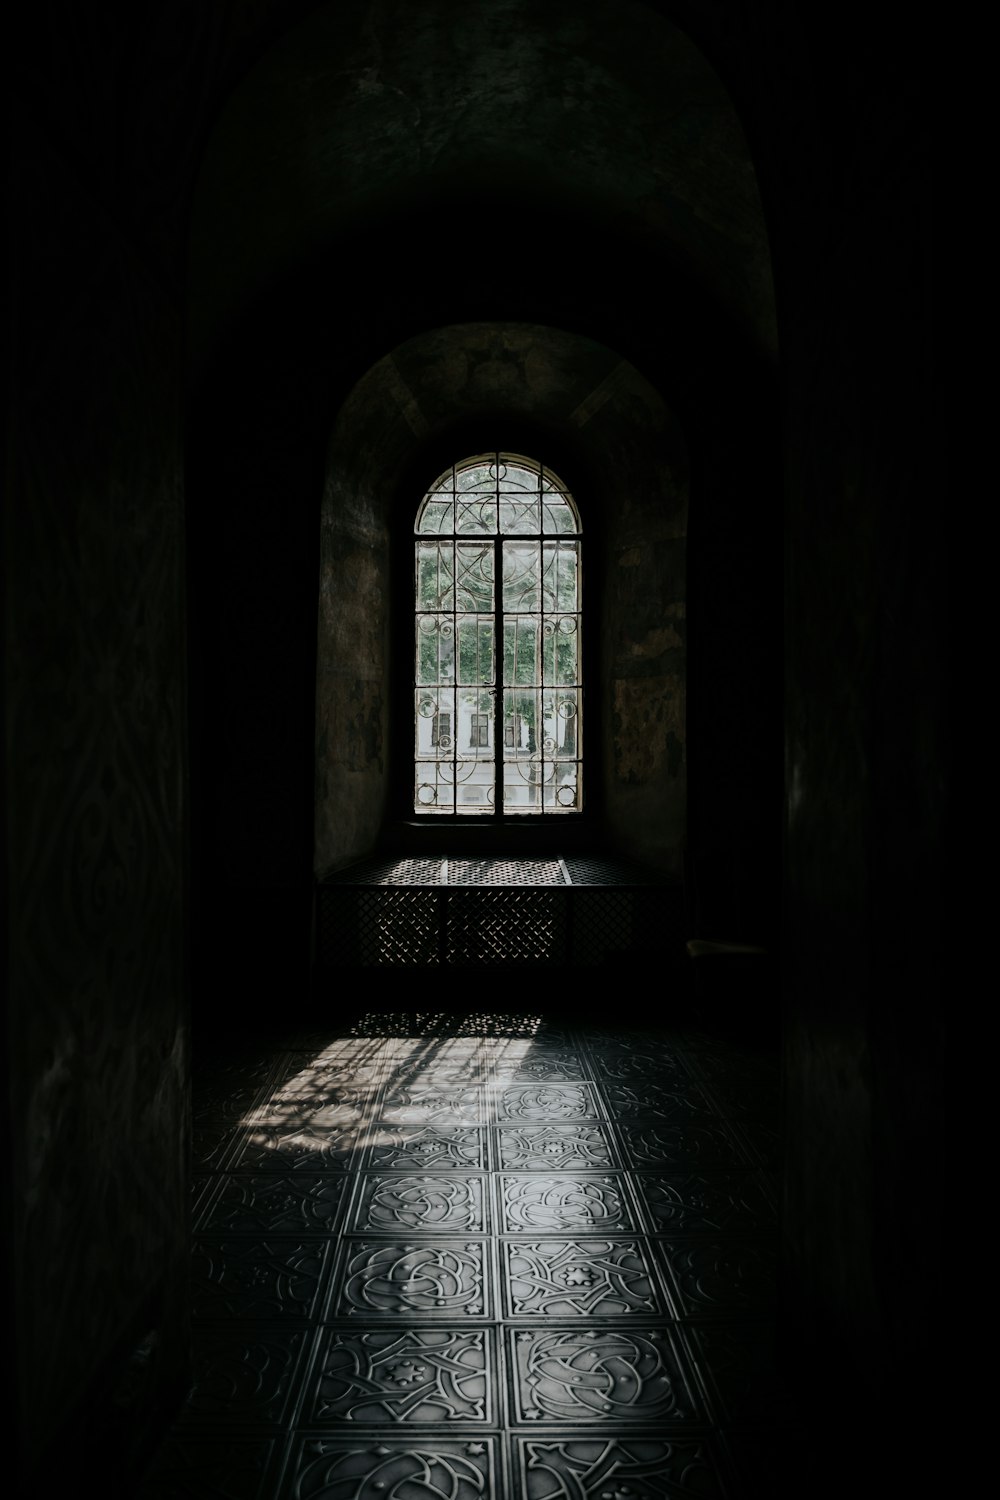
[414,453,582,816]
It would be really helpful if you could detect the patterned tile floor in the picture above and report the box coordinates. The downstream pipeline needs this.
[141,1007,814,1499]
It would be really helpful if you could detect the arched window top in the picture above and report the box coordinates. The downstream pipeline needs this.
[414,452,583,816]
[416,453,581,537]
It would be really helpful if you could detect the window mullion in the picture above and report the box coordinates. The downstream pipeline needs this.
[494,534,502,818]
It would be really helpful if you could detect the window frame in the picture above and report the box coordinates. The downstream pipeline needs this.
[409,451,585,824]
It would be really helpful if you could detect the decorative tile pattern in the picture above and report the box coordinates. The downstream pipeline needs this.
[591,1049,691,1082]
[192,1239,328,1321]
[282,1438,496,1500]
[169,1013,800,1499]
[498,1085,602,1122]
[350,1174,488,1234]
[497,1124,615,1171]
[492,1049,589,1082]
[274,1059,384,1092]
[364,1125,487,1172]
[305,1328,494,1424]
[331,1240,490,1319]
[602,1082,716,1122]
[508,1326,701,1424]
[617,1120,750,1170]
[200,1175,348,1235]
[252,1099,365,1130]
[191,1122,241,1172]
[512,1435,728,1499]
[232,1124,360,1173]
[387,1053,490,1087]
[380,1086,486,1126]
[501,1175,635,1233]
[632,1173,776,1233]
[502,1240,665,1318]
[655,1238,779,1316]
[180,1328,310,1426]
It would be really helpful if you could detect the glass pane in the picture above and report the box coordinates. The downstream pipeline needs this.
[416,615,455,685]
[415,760,453,813]
[456,463,495,493]
[502,542,541,612]
[541,615,579,686]
[498,461,541,533]
[459,688,494,757]
[503,615,540,687]
[499,493,540,533]
[456,616,494,686]
[503,754,551,813]
[454,465,497,533]
[541,541,579,613]
[415,689,455,758]
[455,543,493,612]
[416,496,454,534]
[416,542,454,611]
[454,758,494,812]
[551,689,580,755]
[541,493,578,533]
[544,763,581,810]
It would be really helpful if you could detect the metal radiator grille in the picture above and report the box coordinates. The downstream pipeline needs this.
[317,856,676,970]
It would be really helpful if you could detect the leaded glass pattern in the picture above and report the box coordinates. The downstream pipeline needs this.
[414,455,582,815]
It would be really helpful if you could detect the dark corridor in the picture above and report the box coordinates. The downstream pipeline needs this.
[7,5,938,1499]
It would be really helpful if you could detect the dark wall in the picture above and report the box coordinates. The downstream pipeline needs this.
[6,12,206,1491]
[774,13,940,1474]
[6,5,934,1496]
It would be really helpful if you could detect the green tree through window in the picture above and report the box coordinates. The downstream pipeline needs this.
[414,454,582,815]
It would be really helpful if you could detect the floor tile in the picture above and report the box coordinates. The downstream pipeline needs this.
[500,1174,638,1234]
[231,1124,361,1173]
[492,1048,592,1082]
[653,1238,779,1318]
[160,1006,809,1498]
[631,1171,777,1234]
[200,1175,349,1235]
[278,1436,498,1500]
[506,1325,705,1425]
[602,1081,717,1122]
[379,1085,487,1127]
[616,1120,751,1170]
[497,1123,617,1171]
[363,1123,489,1171]
[179,1326,313,1427]
[509,1434,730,1499]
[328,1239,492,1319]
[348,1173,489,1234]
[192,1238,331,1321]
[501,1238,668,1318]
[497,1084,604,1122]
[301,1326,497,1424]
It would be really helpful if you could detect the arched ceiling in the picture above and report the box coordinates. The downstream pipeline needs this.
[327,321,688,510]
[188,0,776,380]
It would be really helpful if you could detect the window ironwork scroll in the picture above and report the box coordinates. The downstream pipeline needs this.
[414,454,582,815]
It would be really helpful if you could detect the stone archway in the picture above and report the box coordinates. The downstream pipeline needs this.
[314,322,690,876]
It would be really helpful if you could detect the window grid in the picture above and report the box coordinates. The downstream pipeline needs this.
[414,454,582,817]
